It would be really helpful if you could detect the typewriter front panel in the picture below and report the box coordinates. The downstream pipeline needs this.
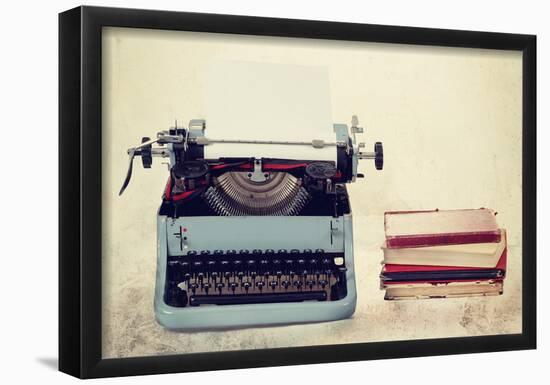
[162,216,350,308]
[166,216,344,255]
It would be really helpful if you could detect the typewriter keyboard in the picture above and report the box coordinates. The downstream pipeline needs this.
[163,249,348,307]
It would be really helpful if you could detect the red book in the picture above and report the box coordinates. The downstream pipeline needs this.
[381,248,507,285]
[384,208,501,248]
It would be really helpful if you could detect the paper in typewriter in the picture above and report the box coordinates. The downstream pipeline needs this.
[204,61,336,162]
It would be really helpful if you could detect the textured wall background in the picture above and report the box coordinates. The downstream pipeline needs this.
[101,27,522,359]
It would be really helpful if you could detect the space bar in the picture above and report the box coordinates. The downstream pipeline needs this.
[189,291,327,306]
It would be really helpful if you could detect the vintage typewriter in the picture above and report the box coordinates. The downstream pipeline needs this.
[120,116,383,329]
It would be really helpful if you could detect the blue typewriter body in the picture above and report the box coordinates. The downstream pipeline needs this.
[120,118,382,330]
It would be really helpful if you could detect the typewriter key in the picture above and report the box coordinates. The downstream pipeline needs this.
[189,282,199,294]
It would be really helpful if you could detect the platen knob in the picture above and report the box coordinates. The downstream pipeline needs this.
[374,142,383,170]
[141,137,152,168]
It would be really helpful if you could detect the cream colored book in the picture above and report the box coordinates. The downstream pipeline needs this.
[382,229,506,268]
[384,280,503,300]
[384,208,501,248]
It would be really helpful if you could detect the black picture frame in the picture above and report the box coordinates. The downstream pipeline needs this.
[59,5,536,379]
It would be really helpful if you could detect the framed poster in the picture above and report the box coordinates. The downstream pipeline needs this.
[59,6,536,379]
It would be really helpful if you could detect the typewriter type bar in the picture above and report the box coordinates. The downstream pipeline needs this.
[163,248,348,307]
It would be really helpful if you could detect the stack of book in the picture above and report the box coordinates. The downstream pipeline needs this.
[380,208,507,300]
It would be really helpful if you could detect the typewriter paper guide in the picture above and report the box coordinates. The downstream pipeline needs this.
[204,61,336,161]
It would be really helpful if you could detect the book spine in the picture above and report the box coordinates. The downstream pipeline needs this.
[382,278,504,286]
[386,231,501,248]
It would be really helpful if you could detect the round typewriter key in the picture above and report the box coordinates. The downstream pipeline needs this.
[259,259,269,276]
[297,259,307,276]
[281,280,291,289]
[167,260,179,273]
[247,260,257,278]
[270,281,278,290]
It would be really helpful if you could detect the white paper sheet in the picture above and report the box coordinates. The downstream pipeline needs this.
[204,61,336,161]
